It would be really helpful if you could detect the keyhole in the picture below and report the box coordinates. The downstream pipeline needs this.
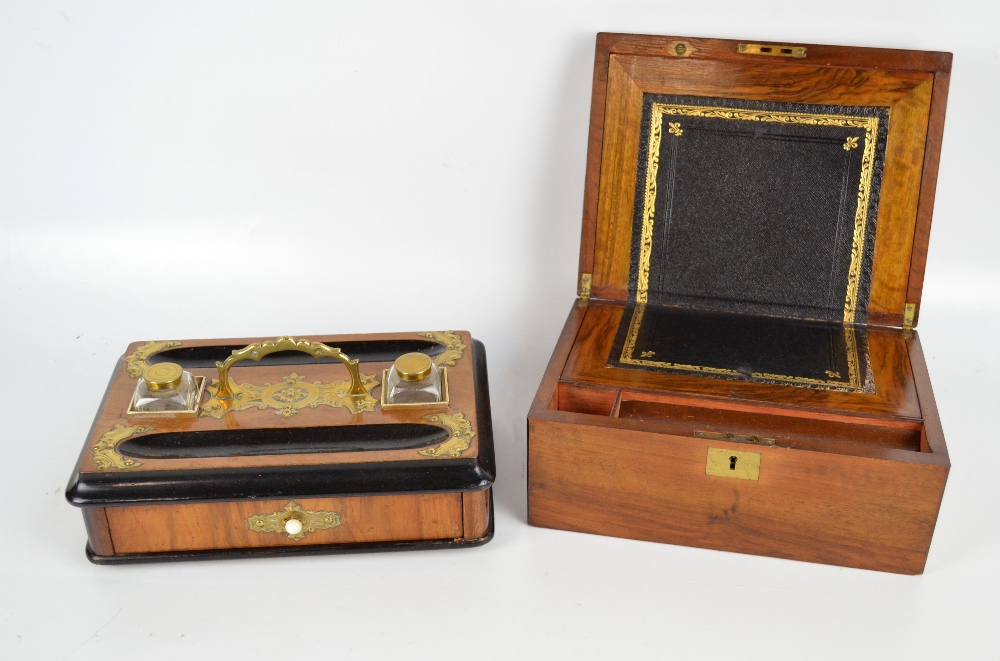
[729,456,738,470]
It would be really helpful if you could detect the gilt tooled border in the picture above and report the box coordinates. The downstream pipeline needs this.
[620,302,874,393]
[635,103,880,326]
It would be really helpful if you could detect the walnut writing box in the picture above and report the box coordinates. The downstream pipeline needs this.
[527,34,951,574]
[67,331,494,563]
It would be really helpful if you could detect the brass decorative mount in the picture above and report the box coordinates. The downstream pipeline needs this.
[124,340,183,379]
[207,336,375,416]
[92,424,154,471]
[419,412,475,458]
[247,501,342,541]
[418,331,466,367]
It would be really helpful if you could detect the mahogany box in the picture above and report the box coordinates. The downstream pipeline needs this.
[527,33,951,574]
[67,331,494,563]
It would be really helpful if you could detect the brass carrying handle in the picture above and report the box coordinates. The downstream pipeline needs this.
[214,336,369,402]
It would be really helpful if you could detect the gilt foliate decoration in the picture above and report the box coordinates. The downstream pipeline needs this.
[419,412,475,458]
[247,501,342,541]
[92,424,154,471]
[419,331,467,366]
[124,341,182,378]
[200,371,379,418]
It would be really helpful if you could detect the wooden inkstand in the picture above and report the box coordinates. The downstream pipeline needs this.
[67,331,494,563]
[528,34,951,573]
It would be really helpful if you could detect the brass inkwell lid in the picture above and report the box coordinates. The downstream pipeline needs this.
[144,362,183,390]
[394,352,433,381]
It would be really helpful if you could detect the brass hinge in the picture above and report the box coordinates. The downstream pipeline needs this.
[903,303,916,332]
[579,273,592,299]
[696,430,775,446]
[737,43,807,58]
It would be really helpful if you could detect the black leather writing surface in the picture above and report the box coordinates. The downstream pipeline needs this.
[628,95,889,324]
[610,303,873,393]
[609,96,886,391]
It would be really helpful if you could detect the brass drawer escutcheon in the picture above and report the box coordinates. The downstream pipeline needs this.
[247,501,342,541]
[706,447,761,481]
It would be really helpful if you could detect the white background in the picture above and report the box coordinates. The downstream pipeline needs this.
[1,1,998,659]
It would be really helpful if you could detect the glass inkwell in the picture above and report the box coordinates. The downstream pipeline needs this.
[128,362,206,416]
[381,352,449,409]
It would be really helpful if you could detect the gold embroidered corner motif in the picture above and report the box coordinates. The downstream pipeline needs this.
[419,412,475,458]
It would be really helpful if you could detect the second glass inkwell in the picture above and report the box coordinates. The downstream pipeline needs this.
[381,352,449,409]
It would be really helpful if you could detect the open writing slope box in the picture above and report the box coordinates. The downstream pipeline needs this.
[527,34,951,574]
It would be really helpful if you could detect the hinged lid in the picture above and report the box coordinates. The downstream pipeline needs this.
[578,34,950,329]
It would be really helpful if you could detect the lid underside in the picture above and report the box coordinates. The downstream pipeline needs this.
[627,95,889,325]
[583,35,951,329]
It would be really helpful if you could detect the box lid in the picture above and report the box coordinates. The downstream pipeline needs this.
[578,34,950,329]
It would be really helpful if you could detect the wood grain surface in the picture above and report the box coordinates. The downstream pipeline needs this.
[104,493,466,554]
[527,303,949,573]
[528,418,947,574]
[578,34,950,326]
[532,34,951,574]
[462,489,491,540]
[75,330,479,475]
[905,72,952,326]
[82,507,115,556]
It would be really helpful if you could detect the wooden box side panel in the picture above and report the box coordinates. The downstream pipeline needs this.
[462,489,491,540]
[105,493,464,555]
[82,507,115,556]
[527,418,947,574]
[530,301,590,413]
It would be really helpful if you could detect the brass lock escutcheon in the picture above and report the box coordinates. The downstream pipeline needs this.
[203,336,377,417]
[706,447,761,481]
[247,501,342,541]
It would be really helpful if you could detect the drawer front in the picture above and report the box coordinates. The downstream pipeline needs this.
[106,493,464,554]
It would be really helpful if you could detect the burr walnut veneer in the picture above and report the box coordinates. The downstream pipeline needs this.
[527,34,951,574]
[68,331,494,563]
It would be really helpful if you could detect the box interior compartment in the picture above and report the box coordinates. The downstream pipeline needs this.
[553,379,928,459]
